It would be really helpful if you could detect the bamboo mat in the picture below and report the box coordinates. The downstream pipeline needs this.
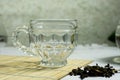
[0,55,92,80]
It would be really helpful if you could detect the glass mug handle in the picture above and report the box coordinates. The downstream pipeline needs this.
[12,26,35,56]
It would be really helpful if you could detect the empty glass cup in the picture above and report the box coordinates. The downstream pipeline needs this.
[114,24,120,63]
[12,19,78,67]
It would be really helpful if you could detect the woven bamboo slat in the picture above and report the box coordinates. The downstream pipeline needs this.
[0,55,92,80]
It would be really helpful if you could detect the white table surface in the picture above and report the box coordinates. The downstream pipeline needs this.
[0,42,120,80]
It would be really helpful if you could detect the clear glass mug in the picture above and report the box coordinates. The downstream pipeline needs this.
[114,24,120,63]
[12,19,78,67]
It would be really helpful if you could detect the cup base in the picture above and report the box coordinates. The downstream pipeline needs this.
[40,60,67,68]
[113,57,120,63]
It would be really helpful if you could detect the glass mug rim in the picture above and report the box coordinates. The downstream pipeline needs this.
[30,19,78,28]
